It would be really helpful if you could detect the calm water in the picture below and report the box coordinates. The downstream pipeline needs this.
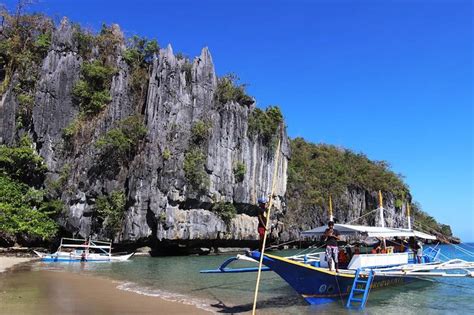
[32,244,474,314]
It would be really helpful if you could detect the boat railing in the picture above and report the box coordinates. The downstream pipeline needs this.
[287,252,321,263]
[58,238,112,255]
[89,240,112,255]
[423,246,441,262]
[60,244,112,249]
[60,237,112,246]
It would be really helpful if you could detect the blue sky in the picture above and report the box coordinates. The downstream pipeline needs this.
[3,0,472,241]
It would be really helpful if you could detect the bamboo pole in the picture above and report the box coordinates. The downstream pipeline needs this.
[251,136,282,315]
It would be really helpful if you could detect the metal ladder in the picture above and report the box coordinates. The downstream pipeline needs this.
[346,268,374,309]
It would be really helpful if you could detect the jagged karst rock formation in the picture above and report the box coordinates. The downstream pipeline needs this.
[1,18,290,252]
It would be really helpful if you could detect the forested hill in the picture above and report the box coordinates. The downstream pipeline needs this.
[284,138,458,243]
[0,10,458,251]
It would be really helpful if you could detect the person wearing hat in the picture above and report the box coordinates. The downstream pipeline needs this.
[257,197,268,251]
[323,221,340,273]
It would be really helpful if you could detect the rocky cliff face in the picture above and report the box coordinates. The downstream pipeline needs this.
[0,19,290,252]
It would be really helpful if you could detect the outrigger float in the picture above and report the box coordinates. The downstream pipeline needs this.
[34,238,134,262]
[201,194,474,309]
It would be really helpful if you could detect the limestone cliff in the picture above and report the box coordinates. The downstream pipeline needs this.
[0,19,289,252]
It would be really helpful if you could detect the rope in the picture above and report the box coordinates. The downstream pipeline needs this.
[345,207,379,224]
[462,243,474,251]
[264,239,297,250]
[287,241,326,257]
[288,208,381,258]
[334,273,345,307]
[451,245,474,258]
[251,134,282,315]
[451,244,474,258]
[437,251,458,262]
[413,222,474,258]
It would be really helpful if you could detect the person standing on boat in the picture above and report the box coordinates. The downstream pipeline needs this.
[324,221,340,273]
[416,240,423,263]
[257,198,268,251]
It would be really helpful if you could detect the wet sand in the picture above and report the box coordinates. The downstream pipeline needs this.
[0,257,35,273]
[0,267,212,314]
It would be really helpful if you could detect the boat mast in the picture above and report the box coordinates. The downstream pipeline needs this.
[378,190,385,228]
[407,201,412,230]
[378,190,386,248]
[329,194,334,222]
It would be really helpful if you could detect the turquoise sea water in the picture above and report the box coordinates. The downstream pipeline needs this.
[32,244,474,314]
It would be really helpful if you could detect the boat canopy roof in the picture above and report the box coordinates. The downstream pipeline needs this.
[58,237,113,250]
[392,228,437,240]
[301,224,437,240]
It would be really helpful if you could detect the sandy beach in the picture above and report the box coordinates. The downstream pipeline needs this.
[0,256,34,273]
[0,262,212,315]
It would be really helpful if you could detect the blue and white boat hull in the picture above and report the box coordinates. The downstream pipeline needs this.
[249,251,417,305]
[34,250,134,262]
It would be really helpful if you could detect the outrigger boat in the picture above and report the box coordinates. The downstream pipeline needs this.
[201,196,474,309]
[244,228,474,307]
[34,238,134,262]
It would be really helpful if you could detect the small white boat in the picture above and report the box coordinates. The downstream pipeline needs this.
[34,238,134,262]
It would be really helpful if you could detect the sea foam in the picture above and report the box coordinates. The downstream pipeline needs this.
[116,281,216,313]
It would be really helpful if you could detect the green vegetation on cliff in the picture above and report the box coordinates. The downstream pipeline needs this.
[0,176,58,239]
[190,120,210,145]
[288,138,408,202]
[211,201,237,225]
[123,35,159,101]
[74,25,160,113]
[0,8,53,127]
[184,147,209,192]
[123,35,159,67]
[183,121,211,191]
[233,162,246,182]
[248,106,283,145]
[72,60,116,116]
[96,115,147,162]
[95,191,126,238]
[73,23,122,63]
[0,137,60,241]
[0,136,47,187]
[286,137,408,225]
[215,74,254,106]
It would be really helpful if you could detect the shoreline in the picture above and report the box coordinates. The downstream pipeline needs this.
[0,256,36,273]
[0,260,213,314]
